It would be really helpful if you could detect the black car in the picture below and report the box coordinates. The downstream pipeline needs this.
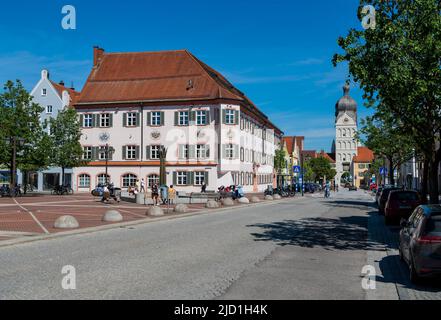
[378,187,402,214]
[399,205,441,283]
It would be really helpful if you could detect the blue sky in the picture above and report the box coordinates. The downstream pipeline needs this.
[0,0,372,151]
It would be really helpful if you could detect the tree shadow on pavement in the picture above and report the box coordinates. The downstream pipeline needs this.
[324,200,374,210]
[248,216,384,251]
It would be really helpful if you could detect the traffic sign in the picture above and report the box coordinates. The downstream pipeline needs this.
[293,166,301,174]
[380,167,388,175]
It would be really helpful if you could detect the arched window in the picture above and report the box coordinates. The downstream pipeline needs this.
[78,174,91,188]
[122,174,138,188]
[97,174,110,186]
[147,174,159,187]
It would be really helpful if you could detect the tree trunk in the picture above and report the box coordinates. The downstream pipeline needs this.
[388,156,395,186]
[428,160,439,205]
[421,158,429,204]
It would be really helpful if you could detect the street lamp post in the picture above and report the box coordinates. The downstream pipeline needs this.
[104,144,114,186]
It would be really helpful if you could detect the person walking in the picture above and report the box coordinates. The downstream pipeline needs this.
[140,178,146,193]
[135,179,141,193]
[168,185,177,205]
[201,183,207,193]
[152,183,159,206]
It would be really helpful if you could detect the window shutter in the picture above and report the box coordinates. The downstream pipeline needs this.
[205,110,210,124]
[160,112,165,126]
[122,146,127,160]
[108,147,114,160]
[79,114,84,127]
[135,146,140,159]
[146,146,151,160]
[95,114,101,127]
[222,110,226,124]
[123,113,127,127]
[173,172,177,185]
[109,114,113,127]
[204,172,209,185]
[91,147,98,161]
[136,113,140,127]
[190,111,196,124]
[234,145,239,159]
[235,111,239,125]
[187,172,193,186]
[147,112,151,126]
[175,112,179,126]
[189,145,196,159]
[206,145,210,158]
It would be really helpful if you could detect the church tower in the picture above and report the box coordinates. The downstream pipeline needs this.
[335,82,358,186]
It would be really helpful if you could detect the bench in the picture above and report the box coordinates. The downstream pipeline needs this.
[178,191,220,204]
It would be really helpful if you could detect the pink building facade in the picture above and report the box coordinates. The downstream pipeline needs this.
[72,48,282,193]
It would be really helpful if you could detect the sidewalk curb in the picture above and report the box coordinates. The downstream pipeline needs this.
[0,196,305,249]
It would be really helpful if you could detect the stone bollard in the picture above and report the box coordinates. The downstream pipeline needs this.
[147,206,164,217]
[102,210,123,222]
[238,197,250,204]
[54,215,79,229]
[136,193,146,205]
[174,204,189,214]
[206,200,220,209]
[273,194,282,200]
[222,198,235,206]
[265,195,274,201]
[251,196,261,203]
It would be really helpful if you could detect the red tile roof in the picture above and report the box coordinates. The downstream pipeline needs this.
[76,48,282,133]
[353,146,375,163]
[50,80,80,107]
[283,137,295,155]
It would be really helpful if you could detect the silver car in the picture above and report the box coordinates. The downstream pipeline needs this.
[399,205,441,283]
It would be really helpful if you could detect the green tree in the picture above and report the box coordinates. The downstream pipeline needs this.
[0,80,50,187]
[358,114,414,186]
[49,107,85,185]
[333,0,441,203]
[274,147,287,175]
[306,157,337,183]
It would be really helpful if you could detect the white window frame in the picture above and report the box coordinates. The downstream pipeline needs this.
[226,144,234,159]
[42,88,47,96]
[100,113,111,128]
[122,174,138,188]
[177,172,187,186]
[151,112,161,126]
[196,111,207,126]
[126,146,137,160]
[98,147,107,160]
[150,145,160,160]
[225,109,235,125]
[194,172,205,186]
[97,174,110,186]
[83,146,92,160]
[46,105,53,114]
[196,145,207,159]
[79,174,90,188]
[127,113,138,127]
[83,114,93,128]
[148,175,160,187]
[179,112,189,126]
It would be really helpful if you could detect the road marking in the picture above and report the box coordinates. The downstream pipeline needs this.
[12,199,50,234]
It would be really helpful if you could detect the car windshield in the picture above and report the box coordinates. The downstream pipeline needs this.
[393,192,419,201]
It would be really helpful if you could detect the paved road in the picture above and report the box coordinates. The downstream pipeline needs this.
[0,190,440,300]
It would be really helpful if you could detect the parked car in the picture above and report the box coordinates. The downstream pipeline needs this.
[378,187,402,214]
[375,187,384,204]
[399,205,441,283]
[384,191,422,225]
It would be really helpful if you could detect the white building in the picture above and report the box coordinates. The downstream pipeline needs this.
[72,48,282,193]
[334,83,359,186]
[20,70,80,191]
